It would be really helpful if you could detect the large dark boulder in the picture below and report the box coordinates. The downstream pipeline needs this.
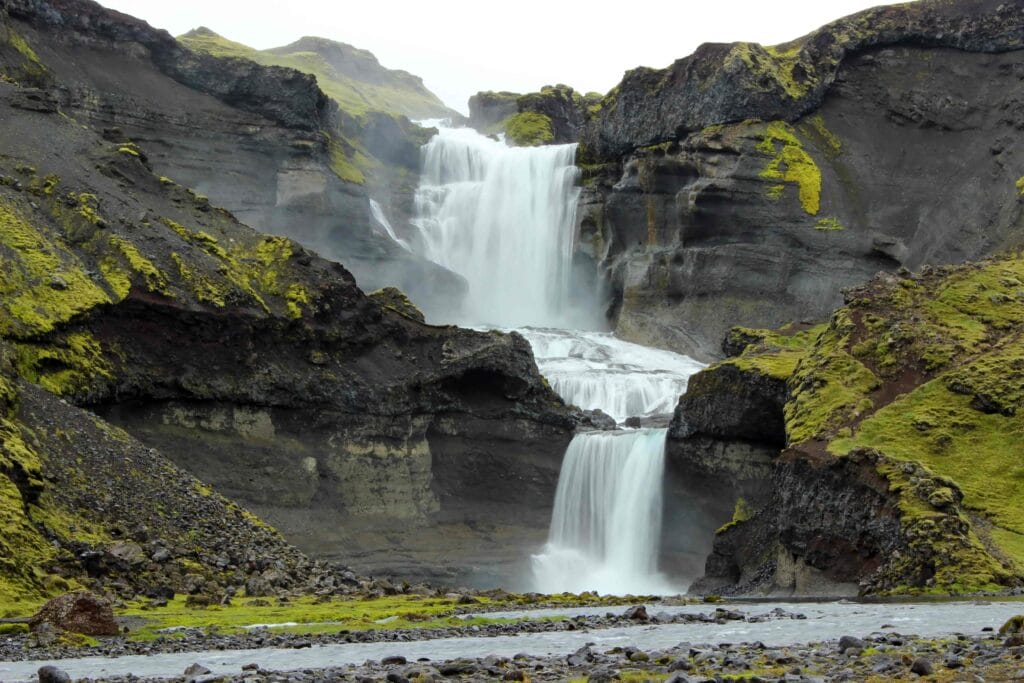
[29,592,118,636]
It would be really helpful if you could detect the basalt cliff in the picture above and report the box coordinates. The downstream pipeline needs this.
[0,0,577,603]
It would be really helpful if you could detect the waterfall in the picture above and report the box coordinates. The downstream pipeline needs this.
[531,429,675,595]
[412,127,581,328]
[409,125,701,595]
[369,199,411,251]
[517,328,705,423]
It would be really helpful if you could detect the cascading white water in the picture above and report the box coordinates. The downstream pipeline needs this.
[411,125,703,595]
[413,127,581,328]
[531,429,675,595]
[369,199,411,251]
[517,328,705,423]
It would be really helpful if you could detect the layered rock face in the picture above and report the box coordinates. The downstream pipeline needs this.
[2,0,464,318]
[0,0,576,589]
[573,0,1024,360]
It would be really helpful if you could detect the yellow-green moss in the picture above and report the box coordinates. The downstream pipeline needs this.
[758,121,821,216]
[505,112,554,147]
[162,220,310,318]
[1016,177,1024,197]
[13,332,111,397]
[284,283,309,319]
[724,324,827,381]
[121,594,491,641]
[815,217,844,231]
[716,497,753,534]
[801,113,842,157]
[785,311,878,444]
[834,379,1024,561]
[874,456,1012,594]
[725,42,811,100]
[0,23,48,84]
[0,202,112,336]
[107,235,168,294]
[169,253,226,307]
[327,136,366,185]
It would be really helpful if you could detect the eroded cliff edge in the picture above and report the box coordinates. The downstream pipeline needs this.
[1,0,465,319]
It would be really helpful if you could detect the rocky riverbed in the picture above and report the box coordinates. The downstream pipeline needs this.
[21,629,1024,682]
[0,606,803,662]
[6,601,1024,682]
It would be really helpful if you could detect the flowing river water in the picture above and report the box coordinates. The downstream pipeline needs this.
[2,601,1021,681]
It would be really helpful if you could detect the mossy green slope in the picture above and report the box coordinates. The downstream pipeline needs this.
[0,146,348,610]
[177,28,451,120]
[0,147,325,401]
[721,255,1024,592]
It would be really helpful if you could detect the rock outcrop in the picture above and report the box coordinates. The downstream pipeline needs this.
[468,85,600,146]
[669,256,1024,596]
[572,0,1024,360]
[0,0,576,590]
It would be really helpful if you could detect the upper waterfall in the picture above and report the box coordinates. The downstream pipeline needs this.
[413,127,587,328]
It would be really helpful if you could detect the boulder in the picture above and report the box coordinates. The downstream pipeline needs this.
[29,591,119,636]
[37,666,71,683]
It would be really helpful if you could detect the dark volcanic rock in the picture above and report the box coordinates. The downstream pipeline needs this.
[469,85,599,145]
[468,91,519,132]
[585,0,1024,158]
[2,0,462,315]
[690,448,999,596]
[670,363,786,446]
[36,666,71,683]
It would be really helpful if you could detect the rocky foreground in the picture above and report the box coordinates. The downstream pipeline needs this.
[19,626,1024,682]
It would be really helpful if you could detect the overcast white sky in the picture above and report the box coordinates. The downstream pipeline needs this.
[98,0,906,114]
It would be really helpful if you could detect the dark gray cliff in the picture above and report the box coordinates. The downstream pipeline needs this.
[0,0,464,318]
[574,0,1024,360]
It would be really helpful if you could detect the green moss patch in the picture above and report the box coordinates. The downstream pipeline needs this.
[505,112,555,147]
[0,202,113,337]
[758,121,821,215]
[724,323,826,381]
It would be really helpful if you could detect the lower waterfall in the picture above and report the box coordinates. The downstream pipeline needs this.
[531,428,675,595]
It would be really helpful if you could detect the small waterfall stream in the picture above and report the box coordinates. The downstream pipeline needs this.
[531,429,675,595]
[412,124,704,595]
